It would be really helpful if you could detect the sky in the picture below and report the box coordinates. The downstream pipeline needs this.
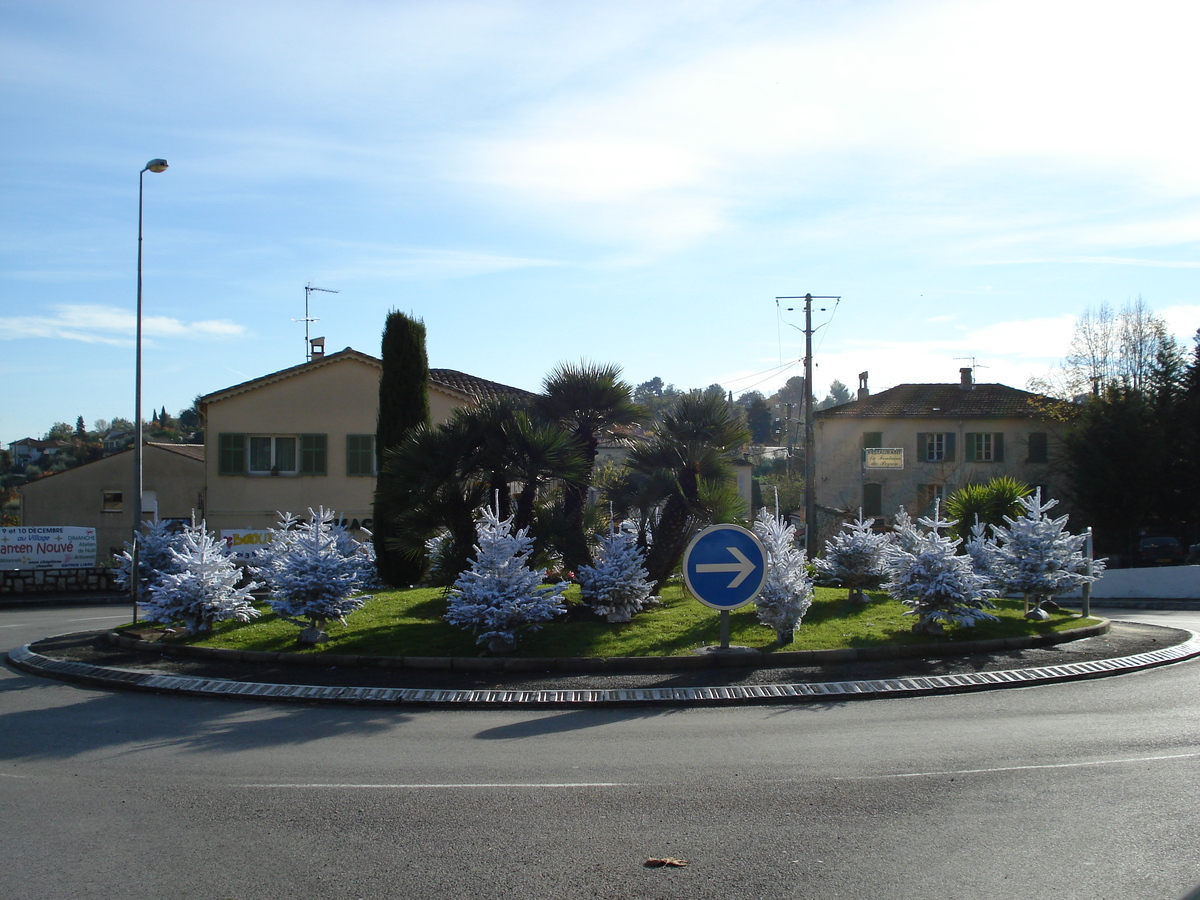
[3,0,1200,447]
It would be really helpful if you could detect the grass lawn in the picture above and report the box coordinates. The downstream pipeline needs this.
[174,584,1100,659]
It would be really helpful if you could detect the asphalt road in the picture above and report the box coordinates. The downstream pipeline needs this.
[3,603,1200,900]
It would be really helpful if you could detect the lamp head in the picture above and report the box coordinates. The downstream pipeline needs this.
[143,159,169,173]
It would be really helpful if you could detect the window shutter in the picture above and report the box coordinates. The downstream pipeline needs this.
[964,433,976,462]
[944,432,956,462]
[299,433,327,475]
[346,435,375,476]
[218,433,245,475]
[993,432,1004,462]
[863,431,882,449]
[916,433,927,462]
[1027,432,1047,463]
[863,483,883,517]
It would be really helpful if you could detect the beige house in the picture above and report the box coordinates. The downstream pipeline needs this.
[17,442,205,558]
[814,369,1069,528]
[201,347,529,536]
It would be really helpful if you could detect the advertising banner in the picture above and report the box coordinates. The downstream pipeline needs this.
[0,526,98,570]
[220,529,275,560]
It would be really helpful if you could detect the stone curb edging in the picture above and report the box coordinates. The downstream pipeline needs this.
[9,627,1200,708]
[103,620,1113,673]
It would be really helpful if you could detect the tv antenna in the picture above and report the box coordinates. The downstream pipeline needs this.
[295,283,339,361]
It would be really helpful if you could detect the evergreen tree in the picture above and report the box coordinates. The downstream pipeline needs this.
[990,489,1104,615]
[373,310,431,587]
[140,522,261,634]
[114,518,187,598]
[445,504,568,652]
[814,511,889,602]
[751,506,813,642]
[882,506,999,634]
[577,521,655,622]
[253,507,374,642]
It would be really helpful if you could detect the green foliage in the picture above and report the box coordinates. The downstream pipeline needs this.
[180,585,1096,658]
[944,476,1032,541]
[374,310,431,586]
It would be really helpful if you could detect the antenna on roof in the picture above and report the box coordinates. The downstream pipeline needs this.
[295,283,339,361]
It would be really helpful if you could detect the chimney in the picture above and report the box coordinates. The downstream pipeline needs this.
[310,336,326,359]
[857,371,870,401]
[959,366,973,389]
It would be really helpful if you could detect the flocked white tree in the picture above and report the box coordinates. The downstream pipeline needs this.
[752,506,813,643]
[576,520,655,622]
[445,503,568,652]
[964,517,1003,589]
[141,521,261,635]
[253,507,375,642]
[882,505,999,634]
[989,489,1104,617]
[815,510,890,602]
[114,517,187,598]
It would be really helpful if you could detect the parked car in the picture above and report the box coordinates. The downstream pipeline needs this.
[1134,535,1186,567]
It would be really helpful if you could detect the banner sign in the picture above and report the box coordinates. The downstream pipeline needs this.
[220,529,275,560]
[0,526,98,570]
[864,448,904,469]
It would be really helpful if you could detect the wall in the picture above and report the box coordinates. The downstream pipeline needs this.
[1,566,119,595]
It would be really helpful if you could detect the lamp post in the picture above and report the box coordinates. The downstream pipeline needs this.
[132,158,169,623]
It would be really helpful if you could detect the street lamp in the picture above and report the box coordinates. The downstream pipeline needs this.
[132,158,169,622]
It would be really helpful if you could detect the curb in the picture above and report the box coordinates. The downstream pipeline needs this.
[8,627,1200,708]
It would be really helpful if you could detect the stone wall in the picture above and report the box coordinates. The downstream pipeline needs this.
[1,567,121,595]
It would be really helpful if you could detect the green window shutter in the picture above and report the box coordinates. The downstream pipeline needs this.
[964,433,976,462]
[863,431,882,449]
[218,433,246,475]
[299,433,327,475]
[944,432,956,462]
[916,433,927,461]
[346,434,375,476]
[993,432,1004,462]
[863,483,883,518]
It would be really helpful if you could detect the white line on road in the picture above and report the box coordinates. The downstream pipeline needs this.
[238,782,637,789]
[841,751,1200,780]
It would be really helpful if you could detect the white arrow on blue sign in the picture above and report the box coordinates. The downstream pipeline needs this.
[682,524,768,610]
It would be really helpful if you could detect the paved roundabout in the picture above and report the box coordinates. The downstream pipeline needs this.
[10,617,1200,707]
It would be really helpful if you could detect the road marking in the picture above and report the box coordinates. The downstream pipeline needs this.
[69,615,132,622]
[237,782,636,789]
[840,751,1200,780]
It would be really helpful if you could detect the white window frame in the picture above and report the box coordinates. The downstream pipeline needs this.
[925,433,945,462]
[248,435,298,475]
[972,432,994,462]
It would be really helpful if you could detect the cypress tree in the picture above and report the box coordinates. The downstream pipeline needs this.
[373,310,431,587]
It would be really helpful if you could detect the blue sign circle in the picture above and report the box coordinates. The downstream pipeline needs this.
[683,524,768,610]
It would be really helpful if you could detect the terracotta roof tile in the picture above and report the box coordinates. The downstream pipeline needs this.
[814,383,1060,419]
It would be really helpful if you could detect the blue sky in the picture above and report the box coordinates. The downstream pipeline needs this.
[3,0,1199,447]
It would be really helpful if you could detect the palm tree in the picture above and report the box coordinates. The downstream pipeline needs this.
[627,390,750,594]
[537,361,644,571]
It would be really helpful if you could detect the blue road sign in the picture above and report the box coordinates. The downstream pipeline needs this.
[682,524,768,610]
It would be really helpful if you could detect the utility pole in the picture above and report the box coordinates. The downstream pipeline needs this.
[777,293,839,556]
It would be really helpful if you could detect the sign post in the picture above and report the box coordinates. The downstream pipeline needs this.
[682,524,768,650]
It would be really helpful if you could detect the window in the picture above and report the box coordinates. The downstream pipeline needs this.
[217,432,327,475]
[346,434,375,476]
[917,432,956,462]
[249,436,297,474]
[1027,432,1048,463]
[863,431,883,449]
[863,482,883,517]
[916,484,944,515]
[965,432,1004,462]
[102,491,122,512]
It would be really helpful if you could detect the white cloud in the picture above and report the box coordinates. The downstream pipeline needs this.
[0,305,245,344]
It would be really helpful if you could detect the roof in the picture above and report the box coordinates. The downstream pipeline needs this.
[814,383,1061,420]
[147,442,205,462]
[200,347,531,406]
[429,368,534,403]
